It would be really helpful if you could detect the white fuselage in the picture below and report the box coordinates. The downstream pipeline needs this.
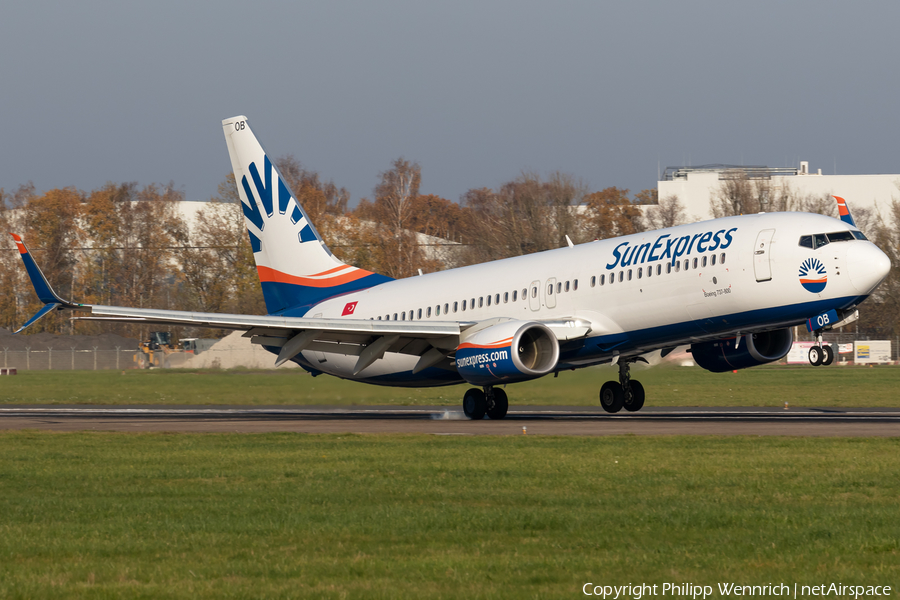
[290,212,887,385]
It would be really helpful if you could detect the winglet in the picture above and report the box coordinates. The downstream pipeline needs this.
[9,233,74,333]
[833,196,857,227]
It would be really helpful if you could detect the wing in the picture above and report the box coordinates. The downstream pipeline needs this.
[9,233,462,373]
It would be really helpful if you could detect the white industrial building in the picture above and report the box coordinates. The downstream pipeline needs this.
[657,161,900,223]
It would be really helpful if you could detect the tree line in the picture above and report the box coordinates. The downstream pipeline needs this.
[1,160,898,340]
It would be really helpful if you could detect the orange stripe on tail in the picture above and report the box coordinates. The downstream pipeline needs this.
[256,265,374,288]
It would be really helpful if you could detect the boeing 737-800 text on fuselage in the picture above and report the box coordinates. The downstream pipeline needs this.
[11,116,891,419]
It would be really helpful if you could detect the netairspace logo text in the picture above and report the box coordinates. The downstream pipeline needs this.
[582,583,893,599]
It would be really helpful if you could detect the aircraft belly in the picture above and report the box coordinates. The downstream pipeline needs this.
[298,350,463,387]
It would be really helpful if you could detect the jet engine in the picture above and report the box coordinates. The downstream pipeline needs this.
[455,321,559,386]
[691,328,794,373]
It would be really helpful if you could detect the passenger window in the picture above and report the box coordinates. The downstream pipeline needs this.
[503,292,509,303]
[436,305,441,316]
[385,314,390,320]
[486,295,492,306]
[462,300,467,311]
[627,269,632,281]
[638,267,643,279]
[675,262,680,273]
[684,259,689,270]
[512,290,518,301]
[471,298,475,308]
[417,308,422,319]
[666,263,672,274]
[799,235,813,248]
[548,284,554,295]
[702,256,707,268]
[401,312,406,321]
[453,301,458,313]
[711,254,716,266]
[377,316,382,320]
[531,287,537,298]
[426,307,431,318]
[479,297,484,308]
[495,293,500,304]
[521,288,527,299]
[692,258,698,269]
[444,303,449,314]
[573,279,578,291]
[618,271,624,283]
[393,313,398,320]
[600,274,605,286]
[656,264,662,275]
[564,281,570,292]
[646,266,651,278]
[720,253,726,264]
[557,282,562,294]
[609,273,614,285]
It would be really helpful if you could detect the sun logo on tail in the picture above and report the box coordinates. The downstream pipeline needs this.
[239,156,321,253]
[799,258,827,293]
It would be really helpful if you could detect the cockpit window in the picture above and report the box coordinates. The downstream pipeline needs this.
[826,231,854,243]
[802,230,867,249]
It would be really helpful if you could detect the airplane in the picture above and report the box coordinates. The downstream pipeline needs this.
[10,116,891,419]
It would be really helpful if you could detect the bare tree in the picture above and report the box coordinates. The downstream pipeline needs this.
[644,194,687,230]
[710,172,796,218]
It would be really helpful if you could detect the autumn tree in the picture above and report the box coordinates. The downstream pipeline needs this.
[178,174,266,324]
[18,187,84,333]
[350,158,441,278]
[78,182,188,337]
[582,187,645,240]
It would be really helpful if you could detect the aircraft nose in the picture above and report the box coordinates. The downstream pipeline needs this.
[847,242,891,294]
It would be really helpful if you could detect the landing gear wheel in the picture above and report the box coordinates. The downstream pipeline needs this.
[822,345,835,366]
[623,380,645,412]
[600,381,624,413]
[463,388,486,420]
[808,346,823,366]
[486,388,508,420]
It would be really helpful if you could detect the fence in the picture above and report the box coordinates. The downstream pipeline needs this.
[0,348,140,371]
[794,330,900,361]
[3,334,899,371]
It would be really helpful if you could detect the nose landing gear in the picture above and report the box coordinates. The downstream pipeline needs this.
[600,361,645,413]
[808,332,835,366]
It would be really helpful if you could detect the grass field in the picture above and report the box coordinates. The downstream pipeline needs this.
[1,364,899,407]
[0,432,897,598]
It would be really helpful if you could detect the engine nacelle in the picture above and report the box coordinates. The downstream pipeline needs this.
[455,321,560,386]
[691,328,794,373]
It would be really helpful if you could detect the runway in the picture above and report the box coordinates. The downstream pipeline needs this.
[1,405,899,436]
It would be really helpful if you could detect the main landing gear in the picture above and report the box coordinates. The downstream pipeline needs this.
[808,332,835,366]
[462,386,509,420]
[600,361,645,413]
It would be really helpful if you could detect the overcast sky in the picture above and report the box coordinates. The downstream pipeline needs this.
[2,1,898,206]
